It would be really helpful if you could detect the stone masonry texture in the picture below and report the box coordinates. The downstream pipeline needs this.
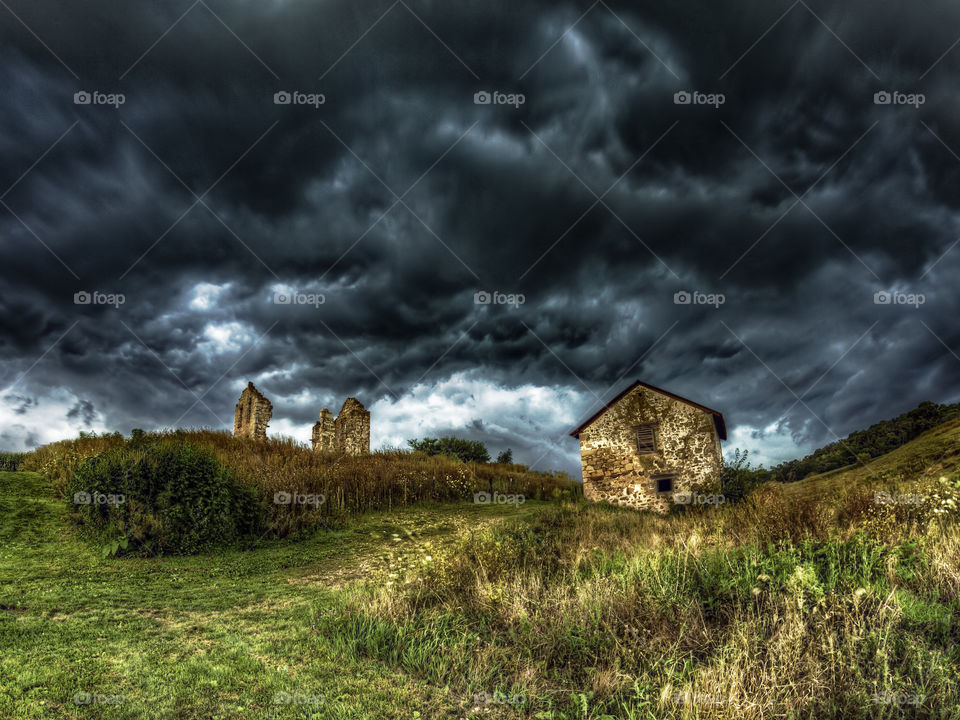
[575,385,723,513]
[312,398,370,455]
[233,382,273,440]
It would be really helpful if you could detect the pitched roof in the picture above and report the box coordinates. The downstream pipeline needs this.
[569,380,727,440]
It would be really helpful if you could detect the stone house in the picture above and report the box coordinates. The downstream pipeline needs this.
[570,380,726,512]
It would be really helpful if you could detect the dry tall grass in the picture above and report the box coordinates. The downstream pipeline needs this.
[21,430,578,536]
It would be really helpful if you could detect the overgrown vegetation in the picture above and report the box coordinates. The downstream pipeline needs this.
[68,438,265,555]
[770,400,960,482]
[407,435,492,463]
[320,419,960,718]
[0,452,25,471]
[23,429,577,538]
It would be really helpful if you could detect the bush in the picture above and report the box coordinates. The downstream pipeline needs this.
[0,452,26,471]
[720,448,770,503]
[408,436,491,463]
[496,449,513,464]
[68,438,265,555]
[29,430,578,537]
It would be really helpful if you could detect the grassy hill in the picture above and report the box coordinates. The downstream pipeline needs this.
[1,422,959,718]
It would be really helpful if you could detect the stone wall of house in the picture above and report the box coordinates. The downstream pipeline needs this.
[233,382,273,440]
[577,387,722,513]
[311,398,370,455]
[311,408,335,452]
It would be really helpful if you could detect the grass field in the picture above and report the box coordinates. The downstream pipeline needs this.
[3,420,960,718]
[0,470,551,719]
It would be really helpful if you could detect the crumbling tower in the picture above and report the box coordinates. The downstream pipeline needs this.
[233,382,273,439]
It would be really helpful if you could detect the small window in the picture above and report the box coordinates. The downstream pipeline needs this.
[636,424,657,453]
[655,474,675,493]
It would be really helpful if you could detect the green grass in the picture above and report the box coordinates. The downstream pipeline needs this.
[0,470,549,719]
[5,418,960,718]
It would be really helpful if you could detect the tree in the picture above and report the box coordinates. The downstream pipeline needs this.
[720,448,770,502]
[496,449,513,464]
[407,436,491,463]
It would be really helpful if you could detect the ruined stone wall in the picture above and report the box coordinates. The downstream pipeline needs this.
[334,397,370,456]
[233,382,273,440]
[578,387,722,513]
[311,398,370,455]
[311,409,335,452]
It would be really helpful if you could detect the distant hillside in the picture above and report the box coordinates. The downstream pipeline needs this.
[771,400,960,482]
[780,415,960,504]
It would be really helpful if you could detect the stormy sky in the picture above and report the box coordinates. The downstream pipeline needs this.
[2,0,959,477]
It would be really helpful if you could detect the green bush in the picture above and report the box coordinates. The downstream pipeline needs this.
[68,438,265,555]
[408,436,491,463]
[0,452,26,471]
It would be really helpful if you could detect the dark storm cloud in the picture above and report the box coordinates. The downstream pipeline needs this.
[2,0,960,470]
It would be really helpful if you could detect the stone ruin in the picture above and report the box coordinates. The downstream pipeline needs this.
[232,381,370,454]
[312,397,370,455]
[233,382,273,440]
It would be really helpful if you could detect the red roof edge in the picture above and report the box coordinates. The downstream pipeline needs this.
[569,380,727,441]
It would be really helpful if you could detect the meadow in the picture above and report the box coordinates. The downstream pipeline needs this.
[2,421,959,718]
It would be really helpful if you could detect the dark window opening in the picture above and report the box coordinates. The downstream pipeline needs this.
[636,424,657,453]
[655,475,675,493]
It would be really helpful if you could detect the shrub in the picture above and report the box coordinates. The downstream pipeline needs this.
[0,452,26,471]
[720,448,770,503]
[495,449,513,464]
[68,438,265,555]
[408,436,491,463]
[30,430,578,537]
